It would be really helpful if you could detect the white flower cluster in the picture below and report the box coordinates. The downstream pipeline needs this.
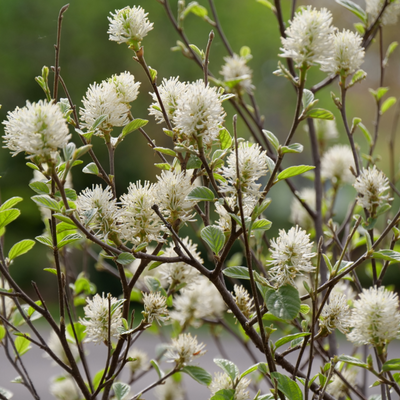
[232,284,254,319]
[3,100,71,159]
[209,373,251,400]
[165,333,206,366]
[158,237,202,289]
[280,7,365,76]
[347,286,400,348]
[49,376,80,400]
[366,0,400,26]
[319,293,352,335]
[353,166,392,214]
[108,6,154,49]
[220,53,254,93]
[155,377,184,400]
[76,185,119,241]
[127,348,149,373]
[326,368,358,398]
[80,293,124,344]
[268,226,316,288]
[142,291,169,325]
[321,144,355,185]
[80,71,140,135]
[149,78,226,149]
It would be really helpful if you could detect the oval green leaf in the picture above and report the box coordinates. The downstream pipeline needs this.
[181,365,212,386]
[264,285,301,320]
[201,226,225,254]
[8,240,36,261]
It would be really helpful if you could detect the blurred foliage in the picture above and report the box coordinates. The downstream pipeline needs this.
[0,0,399,296]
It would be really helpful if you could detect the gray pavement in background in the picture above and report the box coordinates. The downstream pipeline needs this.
[1,329,399,399]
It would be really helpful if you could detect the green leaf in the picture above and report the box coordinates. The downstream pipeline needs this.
[201,226,225,254]
[92,114,107,130]
[189,44,204,59]
[384,41,398,67]
[0,387,13,399]
[149,67,158,82]
[218,128,232,150]
[187,186,215,202]
[0,326,5,342]
[0,197,23,211]
[53,214,75,224]
[93,369,105,390]
[251,219,272,231]
[358,122,372,145]
[264,285,301,320]
[0,209,20,229]
[372,250,400,262]
[144,276,162,293]
[14,334,32,357]
[29,181,50,195]
[270,372,303,400]
[181,365,212,386]
[57,233,82,249]
[154,163,171,171]
[183,1,208,18]
[306,108,334,120]
[153,147,177,157]
[239,46,251,58]
[240,363,265,379]
[66,322,87,344]
[382,359,400,372]
[337,355,368,368]
[277,165,315,181]
[223,266,250,280]
[262,130,279,151]
[8,240,35,261]
[302,89,315,111]
[82,162,99,175]
[150,359,164,379]
[280,143,304,154]
[300,304,311,315]
[73,144,92,160]
[117,252,135,266]
[44,268,57,275]
[274,333,310,350]
[256,0,276,12]
[381,97,396,115]
[56,221,76,234]
[252,198,272,220]
[187,155,202,169]
[210,389,235,400]
[214,358,239,381]
[113,382,130,400]
[31,195,60,211]
[335,0,367,22]
[35,235,53,248]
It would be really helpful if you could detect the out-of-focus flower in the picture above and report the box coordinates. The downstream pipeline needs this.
[0,279,14,318]
[3,100,70,159]
[165,333,206,366]
[290,188,315,230]
[268,226,316,288]
[76,185,119,241]
[353,166,392,214]
[80,293,124,344]
[108,6,154,49]
[209,372,251,400]
[46,331,79,366]
[155,377,184,400]
[49,376,80,400]
[280,6,335,68]
[149,77,187,124]
[128,348,149,373]
[158,237,202,289]
[232,285,254,319]
[220,54,254,93]
[347,286,400,348]
[326,368,358,398]
[119,181,165,245]
[321,30,364,77]
[319,293,352,335]
[142,292,169,325]
[366,0,400,26]
[321,144,356,184]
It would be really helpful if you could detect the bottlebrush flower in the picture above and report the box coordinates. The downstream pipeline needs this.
[165,333,206,366]
[321,144,356,184]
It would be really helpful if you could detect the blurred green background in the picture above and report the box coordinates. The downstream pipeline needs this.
[0,0,399,297]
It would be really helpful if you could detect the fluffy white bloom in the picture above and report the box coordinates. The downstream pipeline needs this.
[155,170,196,225]
[220,54,254,93]
[171,276,226,328]
[142,292,169,325]
[119,181,165,245]
[353,166,392,214]
[158,237,202,289]
[3,100,70,158]
[326,368,358,398]
[80,293,124,344]
[76,185,119,241]
[80,81,130,134]
[268,226,316,288]
[331,280,356,303]
[128,348,149,373]
[155,377,184,400]
[173,80,226,147]
[209,372,251,400]
[220,142,270,199]
[314,119,339,142]
[108,6,154,48]
[321,144,356,184]
[49,376,80,400]
[280,6,335,68]
[46,331,79,366]
[319,293,352,335]
[149,77,187,124]
[232,285,254,319]
[347,286,400,347]
[290,188,315,230]
[108,71,141,103]
[366,0,400,26]
[321,30,365,76]
[165,333,206,366]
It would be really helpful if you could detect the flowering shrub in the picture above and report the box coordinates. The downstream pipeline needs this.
[1,1,400,400]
